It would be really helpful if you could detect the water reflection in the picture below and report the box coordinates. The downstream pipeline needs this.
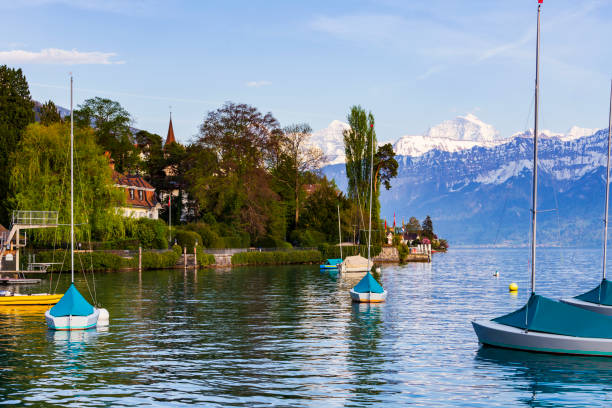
[475,346,612,406]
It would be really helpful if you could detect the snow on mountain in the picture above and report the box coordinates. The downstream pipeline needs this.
[423,113,500,142]
[392,135,482,157]
[312,114,600,163]
[562,126,599,141]
[309,120,350,165]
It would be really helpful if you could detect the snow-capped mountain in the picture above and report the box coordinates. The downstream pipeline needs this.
[309,120,350,165]
[392,136,481,157]
[423,113,500,142]
[313,114,509,161]
[323,125,608,246]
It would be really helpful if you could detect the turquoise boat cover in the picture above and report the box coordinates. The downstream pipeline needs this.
[575,279,612,306]
[352,272,384,294]
[493,294,612,339]
[49,283,94,317]
[325,258,343,266]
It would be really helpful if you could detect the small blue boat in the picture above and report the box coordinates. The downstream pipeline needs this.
[350,271,387,303]
[320,258,342,271]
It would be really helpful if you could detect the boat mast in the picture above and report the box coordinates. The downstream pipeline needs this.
[604,80,612,280]
[338,204,343,259]
[367,123,374,264]
[70,75,74,283]
[531,2,541,295]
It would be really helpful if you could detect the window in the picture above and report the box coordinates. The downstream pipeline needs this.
[129,189,134,199]
[138,190,143,200]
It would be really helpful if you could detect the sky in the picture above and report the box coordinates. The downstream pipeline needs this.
[1,0,611,144]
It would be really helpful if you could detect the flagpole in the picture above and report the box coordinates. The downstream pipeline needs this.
[70,75,74,283]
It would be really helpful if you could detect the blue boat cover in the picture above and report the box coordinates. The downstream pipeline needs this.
[575,278,612,306]
[325,258,343,266]
[49,283,94,317]
[493,294,612,339]
[352,272,385,294]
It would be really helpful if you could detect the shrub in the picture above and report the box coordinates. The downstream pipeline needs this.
[125,218,167,249]
[174,230,202,248]
[140,250,180,269]
[231,250,321,265]
[397,243,409,263]
[195,246,216,266]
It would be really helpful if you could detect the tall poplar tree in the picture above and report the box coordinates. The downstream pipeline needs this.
[0,65,35,225]
[344,106,378,231]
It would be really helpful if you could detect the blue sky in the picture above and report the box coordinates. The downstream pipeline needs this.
[1,0,611,143]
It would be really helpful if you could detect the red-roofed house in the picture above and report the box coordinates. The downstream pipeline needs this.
[107,154,162,219]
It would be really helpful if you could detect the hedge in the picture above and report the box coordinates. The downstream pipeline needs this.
[231,250,321,265]
[318,244,381,259]
[37,249,180,271]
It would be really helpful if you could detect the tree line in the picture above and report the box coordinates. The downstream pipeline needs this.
[0,65,399,248]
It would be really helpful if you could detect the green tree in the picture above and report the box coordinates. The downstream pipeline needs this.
[407,216,420,232]
[272,123,324,226]
[39,100,62,125]
[344,105,378,230]
[10,122,124,244]
[373,143,398,192]
[194,102,282,242]
[298,177,350,243]
[0,65,35,224]
[74,97,139,173]
[421,215,434,239]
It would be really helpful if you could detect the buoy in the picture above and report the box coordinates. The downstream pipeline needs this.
[375,267,381,273]
[97,308,110,326]
[509,282,518,292]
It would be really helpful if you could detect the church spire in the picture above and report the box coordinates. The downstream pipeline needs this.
[165,109,176,146]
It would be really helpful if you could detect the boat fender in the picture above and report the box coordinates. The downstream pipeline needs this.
[509,282,518,292]
[97,308,110,326]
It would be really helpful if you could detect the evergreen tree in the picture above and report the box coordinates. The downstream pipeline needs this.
[39,100,62,125]
[422,215,434,239]
[0,65,35,225]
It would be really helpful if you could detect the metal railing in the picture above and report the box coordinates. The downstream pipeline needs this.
[12,210,59,226]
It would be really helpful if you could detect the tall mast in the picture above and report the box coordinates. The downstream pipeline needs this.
[338,204,343,259]
[603,80,612,280]
[70,75,74,283]
[531,3,541,295]
[367,123,374,264]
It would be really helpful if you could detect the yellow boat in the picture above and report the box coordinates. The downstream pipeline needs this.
[0,294,62,306]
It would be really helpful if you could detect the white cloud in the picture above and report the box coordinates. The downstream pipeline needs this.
[246,80,271,88]
[0,48,124,65]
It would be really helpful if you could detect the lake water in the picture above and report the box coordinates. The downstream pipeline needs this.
[1,248,612,406]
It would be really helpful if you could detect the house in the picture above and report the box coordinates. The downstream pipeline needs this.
[107,155,161,219]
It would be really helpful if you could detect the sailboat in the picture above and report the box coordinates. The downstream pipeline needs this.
[45,76,109,330]
[472,1,612,356]
[560,83,612,315]
[348,124,387,302]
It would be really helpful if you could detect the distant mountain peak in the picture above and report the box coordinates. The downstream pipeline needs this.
[424,114,500,142]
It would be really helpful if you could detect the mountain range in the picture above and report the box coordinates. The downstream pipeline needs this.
[317,115,607,247]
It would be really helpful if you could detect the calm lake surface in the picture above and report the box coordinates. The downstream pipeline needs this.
[2,248,612,407]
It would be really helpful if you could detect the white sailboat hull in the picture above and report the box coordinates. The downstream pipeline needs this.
[559,297,612,316]
[45,308,100,331]
[349,289,387,303]
[472,319,612,356]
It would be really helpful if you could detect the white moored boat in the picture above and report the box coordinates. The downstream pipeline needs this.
[349,272,387,303]
[45,76,109,331]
